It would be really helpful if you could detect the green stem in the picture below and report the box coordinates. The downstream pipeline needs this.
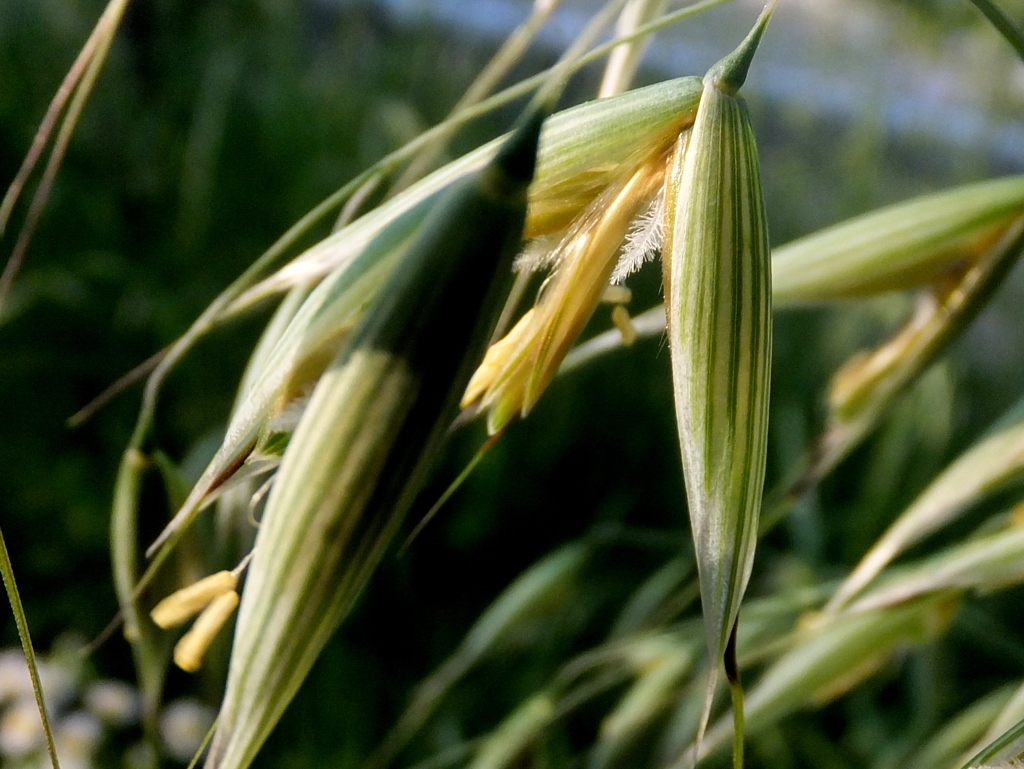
[0,526,61,769]
[725,622,745,769]
[968,0,1024,64]
[187,715,220,769]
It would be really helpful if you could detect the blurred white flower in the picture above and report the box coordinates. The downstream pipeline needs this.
[0,651,32,704]
[0,699,44,758]
[83,680,141,727]
[159,699,215,763]
[0,650,77,716]
[56,710,103,759]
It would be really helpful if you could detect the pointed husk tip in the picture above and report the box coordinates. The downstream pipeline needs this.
[707,1,777,94]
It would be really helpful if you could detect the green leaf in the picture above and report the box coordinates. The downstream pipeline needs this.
[959,709,1024,769]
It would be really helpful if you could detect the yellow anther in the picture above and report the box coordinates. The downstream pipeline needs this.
[601,285,632,305]
[150,571,238,629]
[173,590,240,673]
[1009,499,1024,528]
[610,305,637,346]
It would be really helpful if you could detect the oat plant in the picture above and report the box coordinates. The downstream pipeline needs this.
[6,1,1024,768]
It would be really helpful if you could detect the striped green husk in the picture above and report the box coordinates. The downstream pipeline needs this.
[662,6,773,758]
[204,110,543,769]
[231,76,704,311]
[667,85,771,670]
[772,176,1024,306]
[664,43,771,702]
[206,349,418,769]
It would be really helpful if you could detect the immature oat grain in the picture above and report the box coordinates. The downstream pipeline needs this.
[661,4,774,764]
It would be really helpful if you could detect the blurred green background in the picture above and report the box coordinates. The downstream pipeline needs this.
[3,0,1024,767]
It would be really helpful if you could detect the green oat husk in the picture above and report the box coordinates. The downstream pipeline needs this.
[202,105,546,769]
[661,4,774,763]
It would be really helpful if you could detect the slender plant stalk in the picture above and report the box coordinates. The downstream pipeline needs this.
[599,0,670,97]
[0,0,132,319]
[0,0,131,232]
[0,527,60,769]
[968,0,1024,63]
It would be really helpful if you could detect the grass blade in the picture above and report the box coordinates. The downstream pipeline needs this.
[959,712,1024,769]
[905,685,1017,769]
[845,519,1024,615]
[827,396,1024,613]
[693,595,956,764]
[967,0,1024,65]
[599,0,670,97]
[0,526,60,769]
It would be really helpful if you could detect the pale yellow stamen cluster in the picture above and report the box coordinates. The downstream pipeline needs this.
[150,570,241,673]
[150,571,237,629]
